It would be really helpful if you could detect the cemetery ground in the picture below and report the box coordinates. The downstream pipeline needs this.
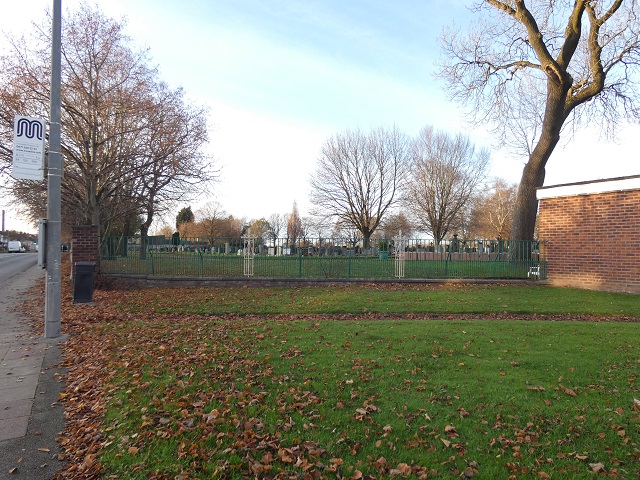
[41,272,640,479]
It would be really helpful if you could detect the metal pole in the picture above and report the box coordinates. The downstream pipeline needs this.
[45,0,62,338]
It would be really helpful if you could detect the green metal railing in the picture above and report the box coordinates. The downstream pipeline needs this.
[100,236,546,280]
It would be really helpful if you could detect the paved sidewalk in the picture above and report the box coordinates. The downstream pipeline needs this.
[0,265,67,479]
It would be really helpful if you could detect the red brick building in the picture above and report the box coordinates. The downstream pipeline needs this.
[537,175,640,294]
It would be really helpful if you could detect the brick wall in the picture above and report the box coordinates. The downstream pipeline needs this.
[70,225,99,276]
[537,176,640,294]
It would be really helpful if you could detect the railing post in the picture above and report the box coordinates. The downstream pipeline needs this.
[243,230,255,277]
[394,231,405,278]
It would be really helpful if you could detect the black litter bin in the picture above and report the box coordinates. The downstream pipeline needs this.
[73,262,96,303]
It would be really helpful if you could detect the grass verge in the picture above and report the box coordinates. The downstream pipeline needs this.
[53,283,639,479]
[111,284,640,318]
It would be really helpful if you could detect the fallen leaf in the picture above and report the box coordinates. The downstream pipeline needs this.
[559,384,577,397]
[589,462,606,473]
[444,425,458,437]
[527,386,545,391]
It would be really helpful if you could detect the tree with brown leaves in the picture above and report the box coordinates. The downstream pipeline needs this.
[0,4,215,242]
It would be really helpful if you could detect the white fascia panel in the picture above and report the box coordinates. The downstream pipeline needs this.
[537,176,640,200]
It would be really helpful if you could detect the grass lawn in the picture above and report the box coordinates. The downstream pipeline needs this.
[58,284,640,479]
[111,284,640,317]
[101,254,539,279]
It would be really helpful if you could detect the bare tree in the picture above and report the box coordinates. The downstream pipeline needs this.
[331,219,362,249]
[0,4,215,242]
[299,216,315,242]
[469,179,517,240]
[379,212,414,239]
[438,0,640,241]
[303,215,332,239]
[309,126,409,247]
[266,213,286,245]
[404,126,490,244]
[135,83,213,242]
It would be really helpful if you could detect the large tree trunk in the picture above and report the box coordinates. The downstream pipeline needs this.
[140,223,149,260]
[139,209,153,260]
[510,157,546,242]
[510,79,568,242]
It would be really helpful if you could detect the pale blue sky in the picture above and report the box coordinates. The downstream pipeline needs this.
[1,1,637,232]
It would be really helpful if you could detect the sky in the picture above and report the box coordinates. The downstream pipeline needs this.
[1,0,638,234]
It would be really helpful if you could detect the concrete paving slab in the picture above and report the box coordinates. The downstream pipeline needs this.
[1,356,46,368]
[0,374,39,390]
[0,365,43,377]
[3,349,44,361]
[0,261,67,478]
[0,398,33,421]
[0,384,37,403]
[0,415,29,441]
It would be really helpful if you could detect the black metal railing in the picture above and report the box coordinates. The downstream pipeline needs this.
[100,236,546,280]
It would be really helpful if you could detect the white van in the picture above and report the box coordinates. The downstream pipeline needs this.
[7,241,22,253]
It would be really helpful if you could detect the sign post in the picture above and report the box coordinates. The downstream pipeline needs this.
[45,0,62,338]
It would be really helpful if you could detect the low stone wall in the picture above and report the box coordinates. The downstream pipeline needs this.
[104,275,539,289]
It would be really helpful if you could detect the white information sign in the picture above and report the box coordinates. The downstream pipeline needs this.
[12,115,45,181]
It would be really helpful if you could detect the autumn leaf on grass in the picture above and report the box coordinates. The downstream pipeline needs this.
[457,407,471,418]
[589,462,606,473]
[354,402,379,420]
[444,425,459,437]
[389,463,412,476]
[558,384,577,397]
[527,385,545,392]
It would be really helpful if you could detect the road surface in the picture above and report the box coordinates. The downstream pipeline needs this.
[0,252,39,287]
